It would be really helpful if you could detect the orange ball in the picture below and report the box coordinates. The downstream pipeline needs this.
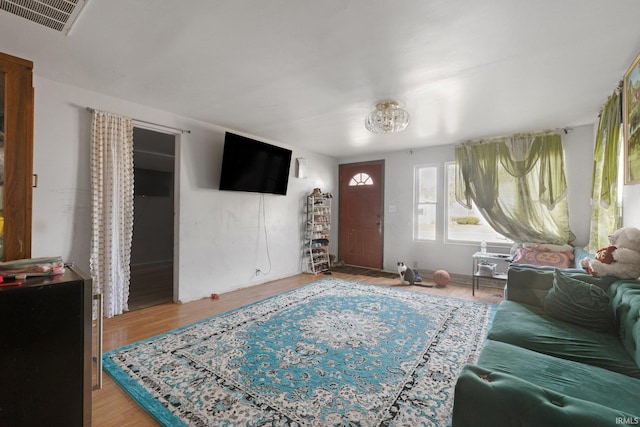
[433,270,451,286]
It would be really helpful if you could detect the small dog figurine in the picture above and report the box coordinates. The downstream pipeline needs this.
[397,261,416,285]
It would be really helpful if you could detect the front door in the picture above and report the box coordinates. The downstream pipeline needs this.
[339,161,384,269]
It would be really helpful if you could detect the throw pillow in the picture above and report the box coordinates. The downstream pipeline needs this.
[512,247,574,269]
[543,269,613,332]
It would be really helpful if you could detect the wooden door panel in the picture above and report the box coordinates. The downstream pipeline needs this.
[0,52,34,261]
[346,228,359,258]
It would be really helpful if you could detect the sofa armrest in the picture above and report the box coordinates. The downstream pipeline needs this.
[609,280,640,369]
[452,365,638,427]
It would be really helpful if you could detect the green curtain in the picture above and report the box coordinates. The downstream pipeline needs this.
[455,133,575,244]
[587,90,622,252]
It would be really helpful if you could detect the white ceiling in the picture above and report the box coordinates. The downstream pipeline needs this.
[1,0,640,157]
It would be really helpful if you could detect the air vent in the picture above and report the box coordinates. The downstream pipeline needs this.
[1,0,89,35]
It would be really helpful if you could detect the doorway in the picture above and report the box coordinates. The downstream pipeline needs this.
[338,161,384,269]
[129,127,176,311]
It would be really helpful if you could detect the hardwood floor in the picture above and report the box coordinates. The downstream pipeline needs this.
[92,272,503,426]
[128,262,174,311]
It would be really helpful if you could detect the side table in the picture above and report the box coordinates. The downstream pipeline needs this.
[472,252,512,295]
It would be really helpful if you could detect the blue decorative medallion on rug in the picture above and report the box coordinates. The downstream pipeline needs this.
[103,278,496,426]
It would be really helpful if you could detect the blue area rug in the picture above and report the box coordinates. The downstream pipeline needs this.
[103,278,496,426]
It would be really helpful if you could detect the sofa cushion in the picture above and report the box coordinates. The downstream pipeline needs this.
[487,300,640,378]
[543,269,613,332]
[609,281,640,368]
[452,364,638,427]
[506,265,617,307]
[476,340,640,416]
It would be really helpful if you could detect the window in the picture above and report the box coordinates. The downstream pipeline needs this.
[414,165,437,241]
[446,162,512,244]
[349,172,374,186]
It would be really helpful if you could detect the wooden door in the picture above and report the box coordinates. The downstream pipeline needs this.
[339,161,384,268]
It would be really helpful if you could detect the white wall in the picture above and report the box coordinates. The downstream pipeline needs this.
[31,76,338,303]
[338,124,596,275]
[30,74,633,295]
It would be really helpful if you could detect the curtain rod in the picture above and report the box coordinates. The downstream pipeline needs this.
[460,127,574,145]
[85,107,191,134]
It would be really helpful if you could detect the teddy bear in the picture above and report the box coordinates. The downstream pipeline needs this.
[580,226,640,280]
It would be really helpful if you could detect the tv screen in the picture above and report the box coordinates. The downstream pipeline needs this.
[219,132,292,195]
[134,168,173,197]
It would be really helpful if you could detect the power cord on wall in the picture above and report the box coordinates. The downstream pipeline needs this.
[255,194,272,276]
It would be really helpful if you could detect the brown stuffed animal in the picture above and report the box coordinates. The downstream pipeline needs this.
[595,246,616,264]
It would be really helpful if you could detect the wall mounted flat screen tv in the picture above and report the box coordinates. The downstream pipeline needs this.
[219,132,292,195]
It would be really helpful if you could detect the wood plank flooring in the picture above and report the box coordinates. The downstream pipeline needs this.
[92,272,503,426]
[128,261,174,311]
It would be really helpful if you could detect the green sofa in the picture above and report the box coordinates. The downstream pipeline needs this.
[452,265,640,426]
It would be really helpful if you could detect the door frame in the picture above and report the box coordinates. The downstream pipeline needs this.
[338,160,385,269]
[131,125,180,306]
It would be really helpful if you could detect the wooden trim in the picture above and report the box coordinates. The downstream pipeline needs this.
[0,52,33,70]
[623,52,640,184]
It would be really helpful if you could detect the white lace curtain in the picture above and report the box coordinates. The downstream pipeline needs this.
[90,110,134,318]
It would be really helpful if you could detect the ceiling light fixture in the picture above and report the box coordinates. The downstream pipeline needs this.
[365,100,410,134]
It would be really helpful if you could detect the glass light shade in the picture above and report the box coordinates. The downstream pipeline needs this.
[365,101,410,133]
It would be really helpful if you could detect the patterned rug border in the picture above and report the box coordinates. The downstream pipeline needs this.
[103,278,498,426]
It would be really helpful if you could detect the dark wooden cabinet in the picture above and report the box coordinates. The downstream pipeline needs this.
[0,266,92,426]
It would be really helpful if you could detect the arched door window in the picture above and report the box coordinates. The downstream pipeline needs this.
[348,172,374,186]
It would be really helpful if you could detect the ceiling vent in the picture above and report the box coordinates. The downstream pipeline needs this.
[0,0,89,35]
